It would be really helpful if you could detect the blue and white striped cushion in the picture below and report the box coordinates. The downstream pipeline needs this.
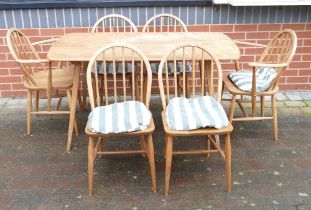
[151,62,192,74]
[229,67,277,92]
[166,96,229,130]
[87,101,151,134]
[97,62,133,75]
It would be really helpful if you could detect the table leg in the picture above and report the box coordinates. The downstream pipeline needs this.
[67,64,81,151]
[82,62,88,109]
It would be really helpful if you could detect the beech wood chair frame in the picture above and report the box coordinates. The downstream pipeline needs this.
[158,43,233,196]
[85,43,156,196]
[87,14,139,108]
[7,28,80,138]
[143,13,190,96]
[223,29,297,141]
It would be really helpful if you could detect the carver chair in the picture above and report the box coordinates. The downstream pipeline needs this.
[223,29,297,141]
[6,28,80,138]
[158,43,233,196]
[143,13,190,96]
[85,43,156,196]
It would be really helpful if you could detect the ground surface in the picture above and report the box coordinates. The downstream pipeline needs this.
[0,92,310,210]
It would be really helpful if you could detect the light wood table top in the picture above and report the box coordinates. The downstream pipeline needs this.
[47,32,240,62]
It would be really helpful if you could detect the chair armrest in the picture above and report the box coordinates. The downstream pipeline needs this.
[16,59,50,64]
[32,38,59,46]
[234,40,266,48]
[248,62,288,68]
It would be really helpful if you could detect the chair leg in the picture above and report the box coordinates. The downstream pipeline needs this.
[88,136,95,196]
[26,90,32,134]
[98,137,104,158]
[35,90,39,112]
[228,95,236,122]
[272,95,278,141]
[225,134,231,192]
[147,134,156,193]
[260,96,264,117]
[165,136,173,196]
[163,136,167,158]
[251,95,256,117]
[206,136,210,157]
[140,135,147,157]
[56,96,62,111]
[77,90,84,112]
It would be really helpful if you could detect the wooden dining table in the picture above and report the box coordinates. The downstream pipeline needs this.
[47,32,240,150]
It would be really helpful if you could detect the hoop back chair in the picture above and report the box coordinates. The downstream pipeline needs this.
[142,13,188,32]
[6,29,79,137]
[85,43,156,196]
[158,43,233,196]
[223,29,297,141]
[91,14,137,32]
[143,13,190,96]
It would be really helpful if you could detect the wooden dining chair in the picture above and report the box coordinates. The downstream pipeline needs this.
[223,29,297,141]
[88,14,138,104]
[158,43,233,196]
[6,28,80,137]
[85,43,156,196]
[142,13,190,96]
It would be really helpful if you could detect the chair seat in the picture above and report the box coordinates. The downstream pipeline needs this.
[87,101,152,134]
[96,62,133,75]
[151,61,192,74]
[228,67,277,92]
[223,74,279,96]
[24,67,75,90]
[165,96,229,131]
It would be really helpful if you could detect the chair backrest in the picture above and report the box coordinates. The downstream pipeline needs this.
[91,14,138,33]
[6,29,46,86]
[142,13,188,32]
[259,29,297,89]
[158,43,223,111]
[86,43,152,109]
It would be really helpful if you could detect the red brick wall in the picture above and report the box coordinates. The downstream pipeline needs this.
[0,23,310,98]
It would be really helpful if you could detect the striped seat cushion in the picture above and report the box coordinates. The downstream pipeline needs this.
[97,62,133,75]
[229,67,277,92]
[166,96,229,131]
[151,62,192,74]
[87,101,151,134]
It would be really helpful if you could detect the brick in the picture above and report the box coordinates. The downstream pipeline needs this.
[21,29,40,36]
[0,76,22,83]
[64,28,89,33]
[289,62,310,69]
[280,84,311,90]
[0,69,9,75]
[303,39,311,46]
[287,77,309,83]
[283,70,298,76]
[234,24,257,32]
[11,84,25,91]
[210,25,233,32]
[0,61,18,68]
[298,69,311,76]
[188,25,210,32]
[225,32,245,39]
[258,24,282,31]
[40,28,65,36]
[296,31,311,38]
[282,24,306,31]
[296,47,311,54]
[0,84,11,90]
[246,32,270,39]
